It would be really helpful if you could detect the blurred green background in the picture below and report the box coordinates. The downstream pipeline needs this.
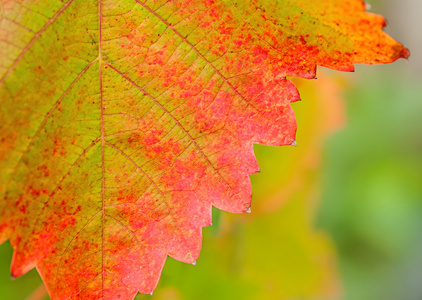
[317,69,422,300]
[0,0,420,299]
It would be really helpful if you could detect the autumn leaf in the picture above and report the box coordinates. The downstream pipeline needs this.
[0,0,408,299]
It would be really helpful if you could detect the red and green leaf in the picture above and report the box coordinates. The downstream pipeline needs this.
[0,0,408,299]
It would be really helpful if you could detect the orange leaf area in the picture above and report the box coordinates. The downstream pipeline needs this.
[0,0,407,299]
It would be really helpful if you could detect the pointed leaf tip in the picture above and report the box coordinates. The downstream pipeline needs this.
[401,47,411,59]
[246,207,252,214]
[192,261,196,266]
[291,140,297,147]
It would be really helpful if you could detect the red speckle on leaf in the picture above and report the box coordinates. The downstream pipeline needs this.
[37,165,50,177]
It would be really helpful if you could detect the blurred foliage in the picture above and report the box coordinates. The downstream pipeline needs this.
[317,66,422,300]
